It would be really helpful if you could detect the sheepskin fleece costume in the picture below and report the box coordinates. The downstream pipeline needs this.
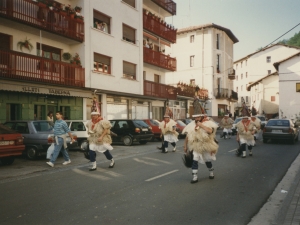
[87,119,112,145]
[159,119,178,136]
[219,117,234,129]
[182,120,219,154]
[251,117,261,129]
[236,120,255,142]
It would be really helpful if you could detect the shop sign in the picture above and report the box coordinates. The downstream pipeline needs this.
[48,89,70,96]
[22,86,40,93]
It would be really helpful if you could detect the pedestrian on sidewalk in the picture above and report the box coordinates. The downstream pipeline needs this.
[182,104,219,184]
[236,116,255,158]
[46,111,74,167]
[219,114,234,139]
[158,113,178,153]
[86,98,114,171]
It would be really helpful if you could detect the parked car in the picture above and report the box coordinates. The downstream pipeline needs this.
[65,120,88,147]
[231,117,243,135]
[175,119,187,138]
[109,119,154,146]
[256,115,267,129]
[0,124,25,165]
[3,120,77,159]
[262,119,299,144]
[179,118,193,125]
[143,119,160,140]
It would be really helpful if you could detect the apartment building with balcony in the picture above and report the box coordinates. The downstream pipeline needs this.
[233,44,300,116]
[165,23,239,119]
[0,0,89,122]
[142,0,178,120]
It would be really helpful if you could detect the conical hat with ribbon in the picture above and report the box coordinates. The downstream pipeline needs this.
[164,105,173,118]
[91,97,101,115]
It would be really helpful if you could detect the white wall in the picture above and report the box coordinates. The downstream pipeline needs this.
[85,0,143,95]
[278,55,300,119]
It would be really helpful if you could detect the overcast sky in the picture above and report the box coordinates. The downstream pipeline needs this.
[166,0,300,61]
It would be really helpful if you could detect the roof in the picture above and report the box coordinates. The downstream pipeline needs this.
[273,52,300,70]
[177,23,239,44]
[234,44,300,64]
[246,72,278,91]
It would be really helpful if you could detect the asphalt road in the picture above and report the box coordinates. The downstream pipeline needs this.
[0,132,299,225]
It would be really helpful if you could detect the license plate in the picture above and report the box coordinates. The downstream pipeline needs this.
[272,130,282,133]
[0,141,9,145]
[142,128,148,131]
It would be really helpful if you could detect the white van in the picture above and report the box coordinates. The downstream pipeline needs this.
[65,120,88,147]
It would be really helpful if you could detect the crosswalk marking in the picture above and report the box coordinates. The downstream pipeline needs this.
[72,168,111,180]
[145,170,179,182]
[133,158,158,166]
[96,168,122,177]
[142,157,172,164]
[228,149,237,152]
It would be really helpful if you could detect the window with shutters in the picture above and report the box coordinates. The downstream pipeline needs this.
[123,24,136,44]
[93,10,111,34]
[36,43,61,72]
[122,0,135,8]
[94,53,111,74]
[271,96,275,102]
[154,74,160,83]
[123,61,136,80]
[0,32,11,50]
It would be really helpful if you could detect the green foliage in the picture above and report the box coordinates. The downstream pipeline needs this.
[286,31,300,47]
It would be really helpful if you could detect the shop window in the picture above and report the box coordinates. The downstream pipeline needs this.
[123,61,136,80]
[6,104,21,121]
[296,83,300,92]
[94,53,111,74]
[60,106,70,120]
[122,0,135,8]
[218,104,227,117]
[123,24,136,44]
[93,10,111,34]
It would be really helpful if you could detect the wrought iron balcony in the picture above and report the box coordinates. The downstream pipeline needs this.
[144,80,176,100]
[228,69,235,80]
[0,49,85,87]
[0,0,84,42]
[229,90,238,102]
[143,10,176,43]
[151,0,176,15]
[144,47,176,71]
[214,88,230,99]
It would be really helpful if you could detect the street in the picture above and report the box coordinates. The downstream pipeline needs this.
[0,132,299,225]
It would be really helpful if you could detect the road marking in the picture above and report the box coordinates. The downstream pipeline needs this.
[228,149,237,152]
[145,170,178,182]
[133,158,158,166]
[142,157,172,164]
[72,168,110,180]
[96,168,122,177]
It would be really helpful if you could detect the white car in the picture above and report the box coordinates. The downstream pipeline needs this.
[65,120,88,147]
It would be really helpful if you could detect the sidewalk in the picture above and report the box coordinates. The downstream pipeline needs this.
[248,151,300,225]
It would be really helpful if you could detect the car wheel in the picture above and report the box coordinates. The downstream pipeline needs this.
[139,141,147,145]
[0,156,15,165]
[123,135,133,146]
[26,147,38,160]
[263,139,267,143]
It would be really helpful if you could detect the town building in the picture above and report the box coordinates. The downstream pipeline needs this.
[233,44,300,116]
[273,52,300,120]
[165,23,239,119]
[0,0,90,122]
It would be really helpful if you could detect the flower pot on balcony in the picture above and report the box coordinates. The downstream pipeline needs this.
[38,2,46,8]
[70,14,75,19]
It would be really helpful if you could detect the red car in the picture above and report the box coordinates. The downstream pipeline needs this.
[143,119,161,140]
[0,124,25,165]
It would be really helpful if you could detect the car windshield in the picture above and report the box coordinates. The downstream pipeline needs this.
[234,118,243,124]
[267,120,290,127]
[0,124,18,134]
[33,121,54,132]
[133,120,149,127]
[149,120,159,126]
[176,120,186,126]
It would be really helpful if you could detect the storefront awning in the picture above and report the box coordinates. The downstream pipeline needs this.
[0,81,92,98]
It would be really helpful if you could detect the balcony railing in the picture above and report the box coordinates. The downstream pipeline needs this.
[151,0,176,15]
[176,85,209,100]
[228,69,235,80]
[0,49,85,87]
[144,80,176,100]
[214,88,238,101]
[144,47,176,71]
[143,10,176,43]
[0,0,84,42]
